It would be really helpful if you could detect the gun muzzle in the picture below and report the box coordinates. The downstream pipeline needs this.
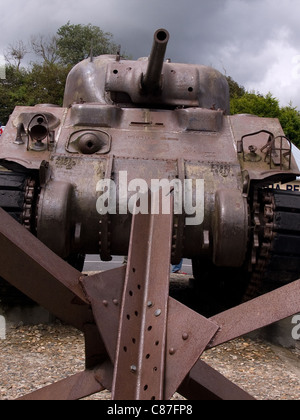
[142,29,170,94]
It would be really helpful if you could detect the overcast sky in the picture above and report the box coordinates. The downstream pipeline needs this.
[1,0,300,108]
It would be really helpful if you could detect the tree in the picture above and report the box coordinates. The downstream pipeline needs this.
[230,91,281,119]
[26,63,70,106]
[226,76,246,99]
[229,83,300,148]
[30,23,121,67]
[278,104,300,147]
[4,41,29,70]
[56,22,118,66]
[0,65,31,124]
[0,63,70,125]
[31,35,60,65]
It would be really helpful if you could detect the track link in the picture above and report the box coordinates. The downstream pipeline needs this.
[245,187,300,300]
[0,171,29,223]
[0,170,38,305]
[266,189,300,286]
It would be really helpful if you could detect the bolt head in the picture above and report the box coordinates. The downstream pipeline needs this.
[130,365,137,373]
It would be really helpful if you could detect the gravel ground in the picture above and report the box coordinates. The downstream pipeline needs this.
[0,321,299,400]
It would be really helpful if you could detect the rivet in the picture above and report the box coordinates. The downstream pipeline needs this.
[147,301,153,308]
[102,300,108,307]
[154,309,162,317]
[182,333,189,341]
[169,348,176,356]
[130,365,137,373]
[113,299,119,306]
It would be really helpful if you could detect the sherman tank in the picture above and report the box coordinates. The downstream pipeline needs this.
[1,28,300,310]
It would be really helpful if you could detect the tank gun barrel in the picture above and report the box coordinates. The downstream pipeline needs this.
[141,29,170,94]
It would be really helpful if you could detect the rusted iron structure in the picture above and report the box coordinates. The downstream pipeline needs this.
[0,29,299,400]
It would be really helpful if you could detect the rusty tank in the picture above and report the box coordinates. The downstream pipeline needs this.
[0,28,300,309]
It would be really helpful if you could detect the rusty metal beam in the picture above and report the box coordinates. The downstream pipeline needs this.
[83,270,220,400]
[17,370,105,401]
[111,192,173,400]
[0,208,92,331]
[81,192,220,400]
[17,361,113,401]
[209,279,300,348]
[81,267,126,364]
[178,360,255,400]
[163,298,219,400]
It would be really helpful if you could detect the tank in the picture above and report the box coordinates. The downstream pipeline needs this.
[1,28,300,308]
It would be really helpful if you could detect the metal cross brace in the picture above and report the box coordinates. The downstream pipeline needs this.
[0,205,299,400]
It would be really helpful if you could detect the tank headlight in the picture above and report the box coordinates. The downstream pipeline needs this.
[28,114,49,151]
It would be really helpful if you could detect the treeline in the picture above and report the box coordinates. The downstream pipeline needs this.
[1,23,300,148]
[0,64,69,124]
[227,76,300,147]
[0,22,119,125]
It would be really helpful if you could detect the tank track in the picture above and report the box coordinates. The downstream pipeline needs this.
[0,171,37,227]
[244,187,300,300]
[0,170,38,305]
[0,170,86,306]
